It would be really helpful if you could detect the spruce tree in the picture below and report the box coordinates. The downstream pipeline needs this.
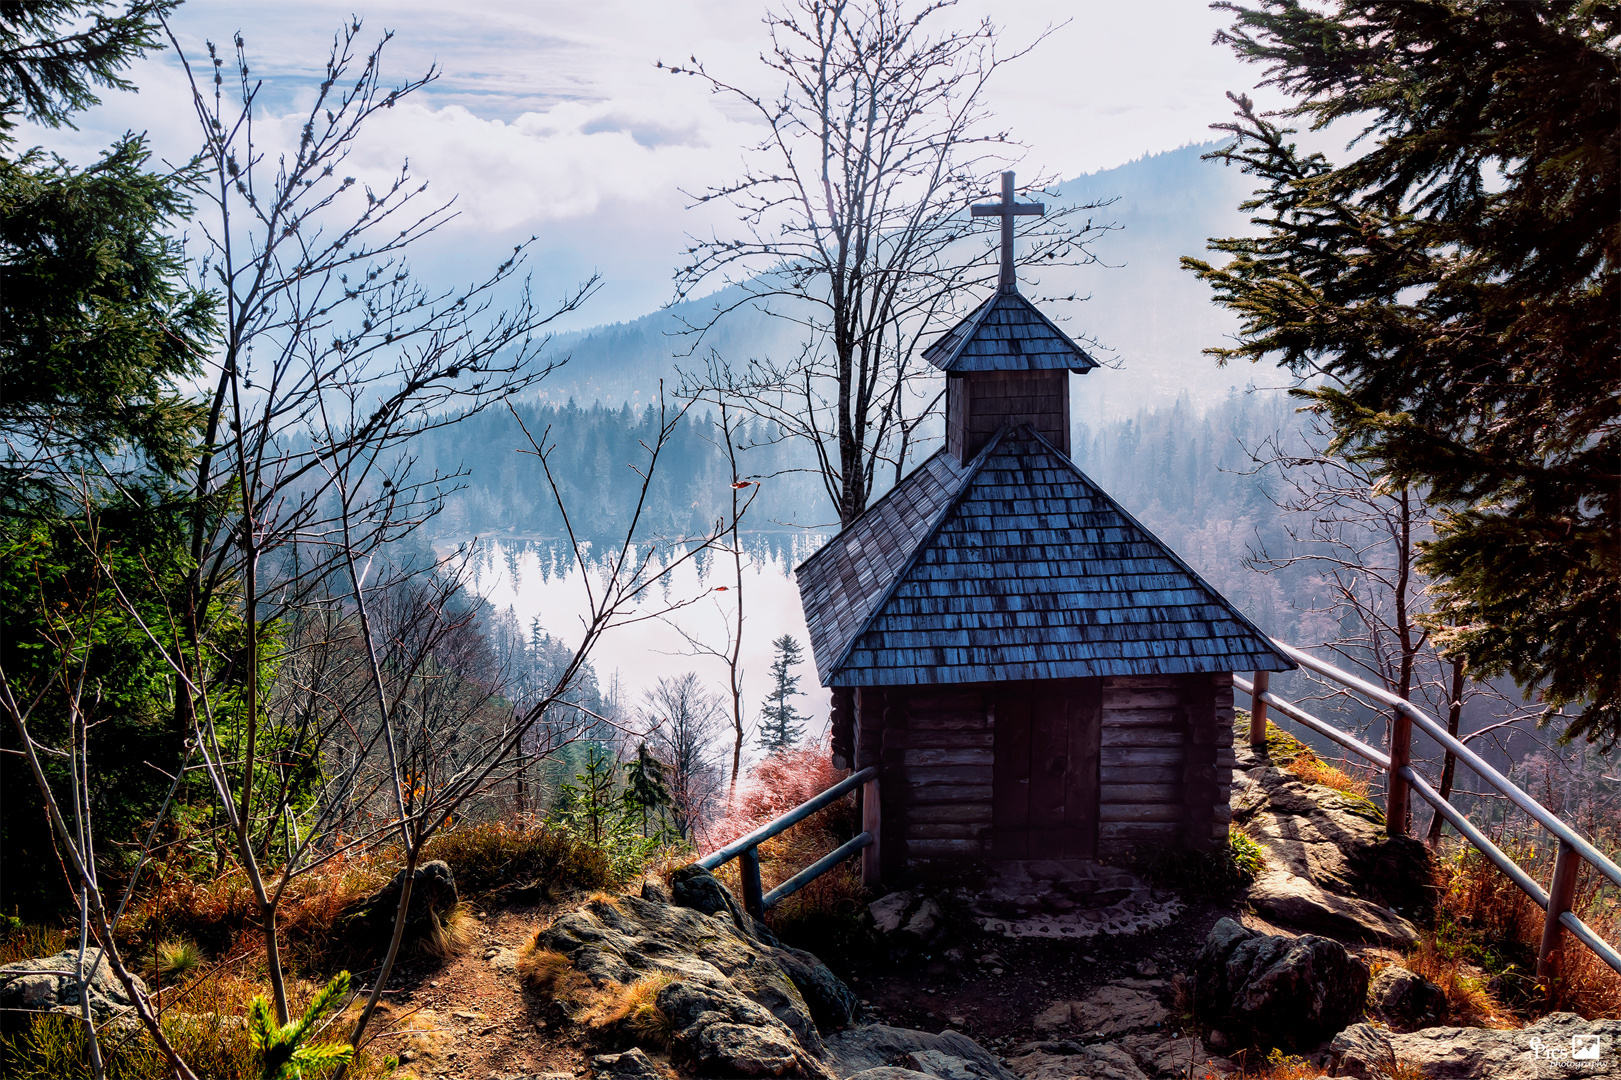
[1185,1,1619,748]
[757,635,807,754]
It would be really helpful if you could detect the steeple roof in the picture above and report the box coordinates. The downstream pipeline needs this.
[922,289,1098,374]
[794,425,1294,687]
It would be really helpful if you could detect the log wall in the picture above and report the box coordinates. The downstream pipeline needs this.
[852,672,1233,867]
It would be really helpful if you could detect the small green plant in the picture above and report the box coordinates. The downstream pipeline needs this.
[248,971,355,1080]
[1137,832,1265,903]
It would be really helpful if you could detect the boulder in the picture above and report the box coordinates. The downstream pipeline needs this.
[899,1048,1004,1080]
[592,1047,667,1080]
[1007,1043,1148,1080]
[1327,1023,1396,1080]
[1383,1012,1620,1080]
[1245,871,1418,947]
[1192,918,1367,1049]
[345,859,459,950]
[824,1024,1016,1080]
[1366,965,1448,1031]
[846,1071,936,1080]
[668,864,779,944]
[0,949,147,1027]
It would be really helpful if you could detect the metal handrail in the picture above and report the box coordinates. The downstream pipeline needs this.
[698,766,878,918]
[1240,650,1621,978]
[1270,639,1621,890]
[699,766,876,870]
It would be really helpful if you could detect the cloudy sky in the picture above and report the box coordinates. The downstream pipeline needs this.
[43,0,1293,329]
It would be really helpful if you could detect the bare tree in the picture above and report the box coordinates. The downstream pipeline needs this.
[670,0,1112,525]
[1241,416,1543,835]
[663,401,761,798]
[143,15,600,1026]
[642,672,724,840]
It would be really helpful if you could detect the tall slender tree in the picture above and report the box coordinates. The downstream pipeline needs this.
[757,634,807,754]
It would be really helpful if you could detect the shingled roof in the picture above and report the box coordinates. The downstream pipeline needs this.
[922,289,1098,374]
[794,425,1294,687]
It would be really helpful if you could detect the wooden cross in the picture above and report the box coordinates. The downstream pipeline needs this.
[972,170,1044,293]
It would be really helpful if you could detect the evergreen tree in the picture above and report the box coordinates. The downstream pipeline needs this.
[756,635,807,754]
[622,741,672,840]
[1185,1,1619,748]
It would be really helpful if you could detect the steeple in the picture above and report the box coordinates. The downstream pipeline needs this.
[929,172,1096,463]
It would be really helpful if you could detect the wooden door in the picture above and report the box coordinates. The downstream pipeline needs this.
[992,678,1101,859]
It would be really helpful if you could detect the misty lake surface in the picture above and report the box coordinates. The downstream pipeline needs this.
[443,532,835,736]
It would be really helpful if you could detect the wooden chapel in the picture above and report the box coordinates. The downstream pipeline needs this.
[794,173,1294,873]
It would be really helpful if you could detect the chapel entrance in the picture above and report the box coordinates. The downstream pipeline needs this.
[991,677,1102,860]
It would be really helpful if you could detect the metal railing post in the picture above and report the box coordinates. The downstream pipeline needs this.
[1388,706,1412,837]
[1248,670,1270,747]
[739,846,764,921]
[861,774,881,886]
[1537,840,1581,986]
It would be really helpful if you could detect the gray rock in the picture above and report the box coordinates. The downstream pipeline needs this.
[825,1024,1016,1080]
[1118,1032,1233,1078]
[696,1021,806,1076]
[1328,1023,1396,1080]
[1367,965,1448,1031]
[0,949,147,1025]
[903,900,944,946]
[592,1047,666,1080]
[1246,871,1418,947]
[869,893,914,936]
[1383,1012,1621,1080]
[900,1048,1001,1080]
[656,977,830,1078]
[1007,1043,1148,1080]
[668,863,778,944]
[1193,918,1367,1049]
[1033,983,1169,1039]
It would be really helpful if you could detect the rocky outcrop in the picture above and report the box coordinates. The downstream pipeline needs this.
[1245,871,1418,948]
[1008,1042,1149,1080]
[592,1047,668,1080]
[1329,1013,1620,1080]
[1193,918,1367,1050]
[0,949,147,1027]
[1232,721,1434,943]
[1366,965,1448,1031]
[540,895,830,1060]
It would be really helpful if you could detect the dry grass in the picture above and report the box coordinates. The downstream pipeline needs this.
[518,945,593,1003]
[583,973,675,1047]
[1285,753,1373,798]
[1432,843,1621,1019]
[1401,936,1513,1028]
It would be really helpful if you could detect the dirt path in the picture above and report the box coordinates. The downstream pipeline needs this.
[381,905,587,1080]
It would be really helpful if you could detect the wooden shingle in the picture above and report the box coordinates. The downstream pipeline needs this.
[795,426,1294,686]
[923,290,1099,374]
